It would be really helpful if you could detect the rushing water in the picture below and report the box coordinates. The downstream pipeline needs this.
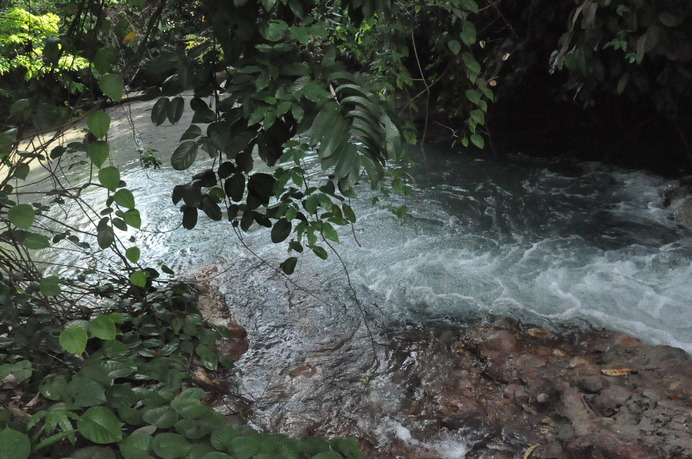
[27,102,692,455]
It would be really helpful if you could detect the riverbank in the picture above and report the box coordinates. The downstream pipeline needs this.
[194,274,691,458]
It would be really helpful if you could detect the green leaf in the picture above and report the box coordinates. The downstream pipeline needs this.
[22,232,50,249]
[462,52,481,75]
[88,141,109,167]
[0,428,30,459]
[97,219,115,249]
[342,204,356,223]
[10,99,30,116]
[88,112,111,139]
[280,257,298,275]
[113,189,135,208]
[118,432,152,459]
[181,206,198,230]
[201,196,222,221]
[181,125,202,141]
[167,97,185,124]
[170,398,208,419]
[93,47,117,75]
[448,39,461,55]
[89,314,117,340]
[123,209,141,229]
[465,89,482,105]
[311,246,328,260]
[152,98,170,125]
[125,247,140,263]
[200,453,233,459]
[99,74,124,102]
[78,407,123,444]
[65,376,107,407]
[8,204,35,229]
[14,163,30,180]
[470,133,485,149]
[322,223,339,242]
[99,166,121,191]
[143,406,179,429]
[195,344,218,370]
[171,141,198,170]
[312,453,341,459]
[228,436,261,459]
[225,174,245,202]
[39,275,61,296]
[129,270,147,287]
[460,21,477,46]
[271,218,292,243]
[151,433,190,459]
[59,326,88,354]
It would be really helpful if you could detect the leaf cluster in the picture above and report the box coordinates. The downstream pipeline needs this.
[1,279,364,458]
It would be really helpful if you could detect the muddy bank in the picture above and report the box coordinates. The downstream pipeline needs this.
[192,272,690,458]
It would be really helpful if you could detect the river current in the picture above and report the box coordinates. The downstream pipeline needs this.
[26,101,691,456]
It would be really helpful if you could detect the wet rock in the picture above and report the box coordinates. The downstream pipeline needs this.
[441,398,488,430]
[591,385,631,417]
[479,330,521,355]
[575,374,607,394]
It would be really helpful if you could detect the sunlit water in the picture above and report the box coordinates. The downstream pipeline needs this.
[25,102,691,455]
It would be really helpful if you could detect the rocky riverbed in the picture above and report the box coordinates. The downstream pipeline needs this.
[194,276,691,459]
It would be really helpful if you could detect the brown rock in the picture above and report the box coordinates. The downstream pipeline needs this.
[480,330,521,355]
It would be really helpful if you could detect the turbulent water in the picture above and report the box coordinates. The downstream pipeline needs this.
[27,102,692,455]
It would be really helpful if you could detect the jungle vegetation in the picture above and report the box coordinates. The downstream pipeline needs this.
[1,1,690,457]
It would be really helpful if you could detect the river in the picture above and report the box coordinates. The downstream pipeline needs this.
[26,99,692,456]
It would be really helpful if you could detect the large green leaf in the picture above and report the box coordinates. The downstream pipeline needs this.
[0,428,30,459]
[123,209,141,229]
[88,112,111,139]
[65,377,107,407]
[59,326,88,354]
[143,406,178,429]
[152,98,170,125]
[88,141,109,167]
[118,432,152,459]
[125,247,140,264]
[151,433,191,459]
[97,219,115,249]
[88,314,117,340]
[171,141,198,170]
[99,166,121,191]
[99,74,124,102]
[8,204,35,229]
[39,275,61,296]
[78,407,123,444]
[167,97,185,124]
[228,436,261,459]
[271,218,291,243]
[21,232,50,249]
[113,189,135,209]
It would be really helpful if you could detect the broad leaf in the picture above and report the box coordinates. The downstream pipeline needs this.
[171,141,198,170]
[59,326,88,354]
[151,433,191,459]
[152,98,170,125]
[167,96,185,124]
[123,209,141,229]
[88,112,111,139]
[97,219,115,249]
[118,432,152,459]
[99,74,124,102]
[113,189,135,208]
[88,141,109,167]
[271,219,291,243]
[0,428,30,459]
[129,270,147,287]
[8,204,35,229]
[78,407,123,444]
[39,275,61,296]
[88,314,117,340]
[125,247,140,263]
[99,166,120,191]
[280,257,298,275]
